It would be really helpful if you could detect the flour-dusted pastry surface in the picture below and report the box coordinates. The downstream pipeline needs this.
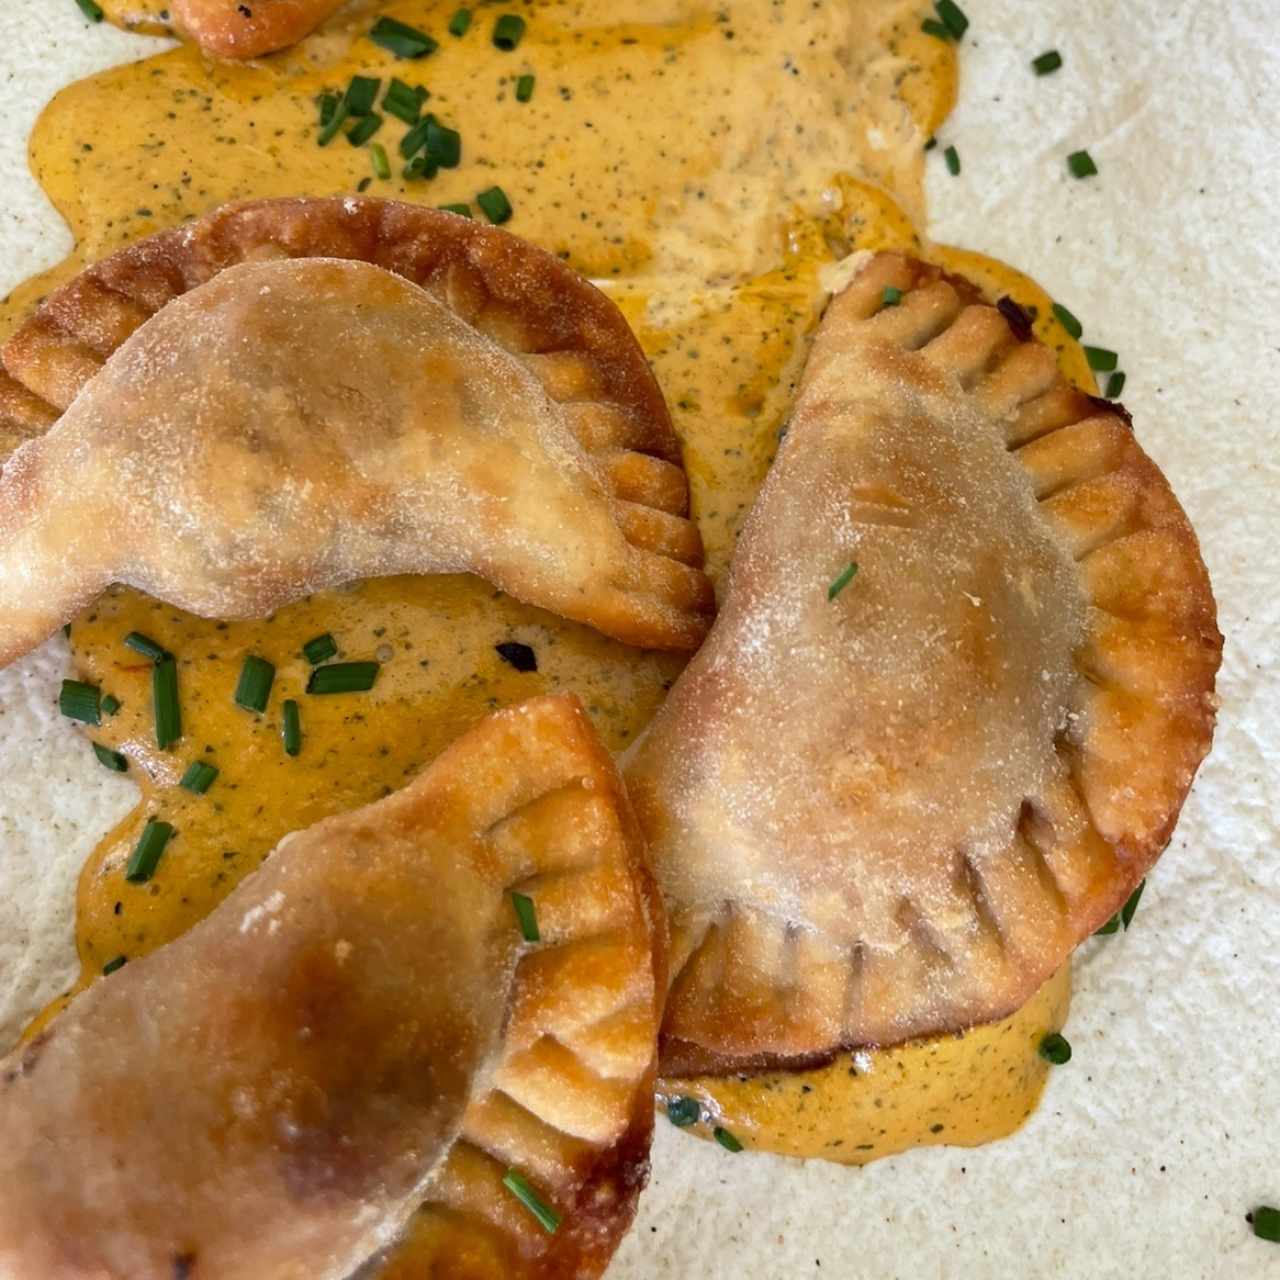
[628,254,1220,1074]
[0,198,712,665]
[0,695,665,1280]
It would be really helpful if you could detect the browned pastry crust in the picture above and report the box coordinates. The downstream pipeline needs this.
[0,197,712,662]
[171,0,347,59]
[626,252,1221,1077]
[0,695,665,1280]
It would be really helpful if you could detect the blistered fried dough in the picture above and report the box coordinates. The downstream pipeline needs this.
[0,202,712,667]
[0,695,665,1280]
[171,0,347,58]
[627,253,1221,1077]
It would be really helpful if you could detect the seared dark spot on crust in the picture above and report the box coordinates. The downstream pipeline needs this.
[496,641,538,673]
[173,1251,197,1279]
[1086,393,1133,427]
[996,296,1034,343]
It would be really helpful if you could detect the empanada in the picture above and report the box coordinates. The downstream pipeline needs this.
[171,0,347,58]
[0,694,664,1279]
[627,253,1221,1075]
[0,198,711,667]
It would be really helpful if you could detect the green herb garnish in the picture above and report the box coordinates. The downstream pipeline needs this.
[881,285,903,308]
[126,819,175,884]
[59,679,101,726]
[370,16,438,59]
[102,954,127,975]
[1032,50,1062,75]
[317,98,351,146]
[510,891,540,942]
[400,115,434,158]
[502,1169,560,1233]
[944,144,961,175]
[370,141,391,179]
[153,657,181,749]
[1105,370,1127,399]
[493,14,527,50]
[515,73,536,103]
[425,118,462,168]
[92,742,128,773]
[179,761,219,795]
[234,655,276,714]
[403,154,437,181]
[448,8,472,37]
[74,0,105,21]
[666,1096,701,1127]
[318,91,340,126]
[347,113,384,146]
[921,17,950,39]
[282,699,303,757]
[383,78,427,124]
[345,75,381,116]
[1095,913,1121,936]
[934,0,969,40]
[1120,879,1146,930]
[439,202,472,217]
[302,633,338,665]
[477,185,513,224]
[101,693,121,716]
[1084,345,1118,372]
[307,661,380,695]
[124,632,168,662]
[1051,301,1083,340]
[1067,149,1098,179]
[1253,1206,1280,1244]
[1039,1032,1072,1065]
[713,1126,743,1153]
[828,562,859,601]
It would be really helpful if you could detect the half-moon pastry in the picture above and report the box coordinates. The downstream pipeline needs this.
[627,252,1221,1076]
[0,694,664,1279]
[171,0,346,58]
[0,197,711,668]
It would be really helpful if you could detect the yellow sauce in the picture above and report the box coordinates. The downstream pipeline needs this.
[13,0,1096,1160]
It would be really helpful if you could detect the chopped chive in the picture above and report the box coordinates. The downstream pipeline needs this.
[1105,370,1127,399]
[124,631,168,662]
[102,954,127,975]
[502,1169,560,1234]
[92,742,128,773]
[179,761,219,795]
[234,655,276,714]
[369,16,438,59]
[1120,879,1146,929]
[1253,1206,1280,1244]
[495,641,537,672]
[307,661,380,695]
[1039,1031,1072,1065]
[1084,345,1118,372]
[344,75,381,116]
[921,17,951,39]
[1067,149,1098,179]
[370,142,391,179]
[477,185,513,224]
[924,135,938,151]
[282,699,303,757]
[73,0,104,21]
[318,91,340,126]
[347,113,384,146]
[713,1126,743,1153]
[448,8,472,37]
[153,657,181,749]
[881,285,903,308]
[59,679,101,726]
[439,202,472,217]
[403,154,437,181]
[318,98,350,146]
[935,0,969,40]
[1095,913,1121,936]
[126,819,175,884]
[101,693,121,716]
[400,115,434,158]
[1051,301,1083,340]
[302,633,338,665]
[666,1096,701,1128]
[425,118,462,168]
[493,14,526,50]
[383,78,426,124]
[515,73,536,103]
[828,562,859,600]
[944,144,961,175]
[511,891,540,942]
[1032,49,1062,75]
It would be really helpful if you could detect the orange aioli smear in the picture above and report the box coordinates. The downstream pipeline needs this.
[14,0,1094,1164]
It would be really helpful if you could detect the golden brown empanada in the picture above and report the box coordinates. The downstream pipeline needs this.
[0,694,663,1279]
[0,198,711,667]
[627,253,1221,1077]
[171,0,347,58]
